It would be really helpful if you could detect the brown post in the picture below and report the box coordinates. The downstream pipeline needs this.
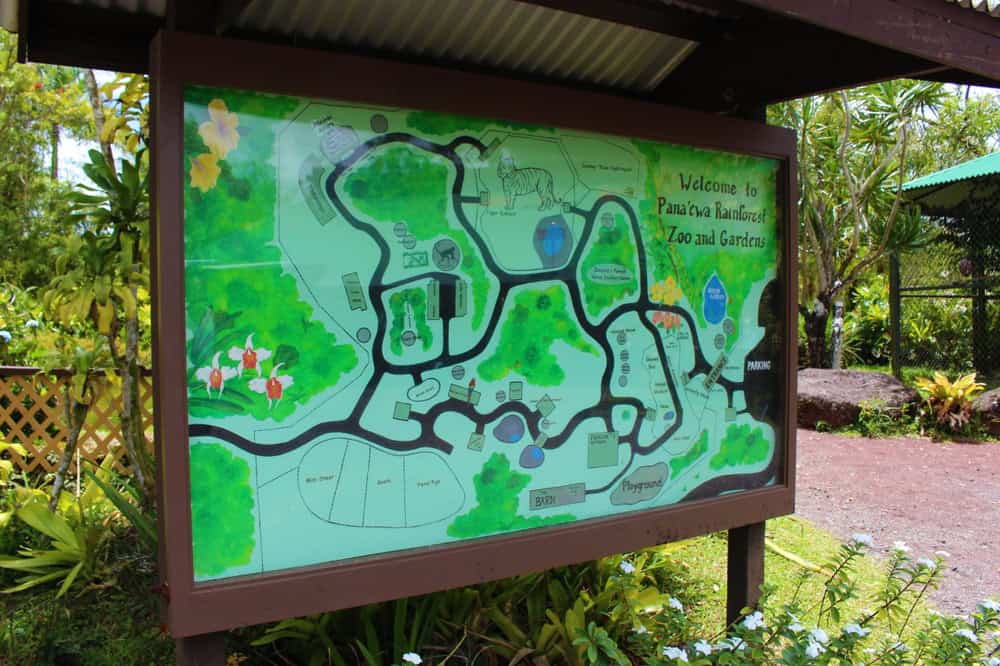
[726,521,765,626]
[175,632,226,666]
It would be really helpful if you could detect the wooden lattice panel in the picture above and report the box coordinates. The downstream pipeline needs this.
[0,369,154,476]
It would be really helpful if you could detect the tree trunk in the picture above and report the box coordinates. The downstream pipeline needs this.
[50,390,91,511]
[830,300,845,369]
[118,293,155,500]
[50,123,59,179]
[803,299,831,369]
[84,69,114,167]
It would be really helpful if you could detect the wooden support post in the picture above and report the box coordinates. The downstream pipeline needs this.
[726,522,765,626]
[889,253,902,379]
[175,632,226,666]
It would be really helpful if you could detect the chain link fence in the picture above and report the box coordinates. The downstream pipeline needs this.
[890,240,1000,382]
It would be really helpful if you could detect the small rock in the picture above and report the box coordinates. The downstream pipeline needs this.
[972,388,1000,435]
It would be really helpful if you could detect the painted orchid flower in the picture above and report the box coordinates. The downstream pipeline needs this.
[249,363,294,409]
[228,333,272,377]
[198,99,240,158]
[194,352,238,398]
[189,152,220,192]
[651,311,680,330]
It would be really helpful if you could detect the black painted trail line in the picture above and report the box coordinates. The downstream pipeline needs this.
[190,132,752,497]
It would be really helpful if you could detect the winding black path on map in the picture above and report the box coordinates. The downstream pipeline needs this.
[191,131,760,496]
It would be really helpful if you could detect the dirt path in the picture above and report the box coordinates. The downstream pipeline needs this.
[794,429,999,615]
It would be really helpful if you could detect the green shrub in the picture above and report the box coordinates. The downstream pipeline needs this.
[843,274,891,366]
[856,398,902,438]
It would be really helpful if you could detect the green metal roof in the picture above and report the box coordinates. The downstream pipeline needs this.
[903,150,1000,191]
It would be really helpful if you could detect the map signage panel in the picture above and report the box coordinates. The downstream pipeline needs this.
[151,32,796,637]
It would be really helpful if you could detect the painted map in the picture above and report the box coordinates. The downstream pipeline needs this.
[183,86,785,582]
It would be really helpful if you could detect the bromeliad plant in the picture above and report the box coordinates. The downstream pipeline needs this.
[0,457,120,597]
[43,149,155,502]
[914,371,986,434]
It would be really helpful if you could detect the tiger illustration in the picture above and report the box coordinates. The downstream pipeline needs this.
[498,154,556,210]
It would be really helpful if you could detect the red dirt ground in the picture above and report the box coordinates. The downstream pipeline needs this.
[794,429,999,615]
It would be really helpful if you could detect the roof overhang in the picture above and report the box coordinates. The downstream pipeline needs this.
[904,150,1000,216]
[7,0,1000,114]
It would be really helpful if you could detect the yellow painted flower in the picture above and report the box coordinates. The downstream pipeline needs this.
[189,152,220,192]
[198,99,240,158]
[650,276,683,305]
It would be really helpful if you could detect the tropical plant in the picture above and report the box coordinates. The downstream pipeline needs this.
[856,398,902,438]
[0,453,139,597]
[83,467,156,553]
[575,621,631,666]
[44,148,154,501]
[0,439,27,487]
[0,495,110,597]
[252,594,449,666]
[0,439,27,546]
[842,274,891,366]
[770,81,944,367]
[914,371,986,433]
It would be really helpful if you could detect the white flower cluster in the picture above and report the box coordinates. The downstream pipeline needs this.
[852,533,874,547]
[662,646,688,662]
[955,628,978,643]
[842,623,870,637]
[742,610,765,631]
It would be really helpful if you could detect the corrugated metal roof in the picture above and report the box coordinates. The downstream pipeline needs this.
[903,150,1000,191]
[45,0,698,93]
[231,0,697,93]
[945,0,1000,17]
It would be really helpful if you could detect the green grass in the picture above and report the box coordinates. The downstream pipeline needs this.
[847,363,1000,391]
[0,532,173,665]
[667,516,902,633]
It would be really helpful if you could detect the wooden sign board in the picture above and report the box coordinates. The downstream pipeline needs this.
[151,31,797,638]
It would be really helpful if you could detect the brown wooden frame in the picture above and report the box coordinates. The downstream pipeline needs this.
[151,30,798,638]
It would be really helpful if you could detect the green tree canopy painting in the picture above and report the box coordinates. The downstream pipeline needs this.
[448,453,574,538]
[190,442,256,577]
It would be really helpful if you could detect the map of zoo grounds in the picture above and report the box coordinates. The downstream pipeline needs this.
[183,86,785,581]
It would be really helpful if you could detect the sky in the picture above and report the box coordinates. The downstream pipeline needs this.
[58,70,120,184]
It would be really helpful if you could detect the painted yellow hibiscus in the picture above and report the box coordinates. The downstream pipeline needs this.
[198,99,240,158]
[650,276,683,305]
[189,153,221,192]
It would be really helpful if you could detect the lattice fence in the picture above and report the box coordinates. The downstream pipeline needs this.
[0,367,153,476]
